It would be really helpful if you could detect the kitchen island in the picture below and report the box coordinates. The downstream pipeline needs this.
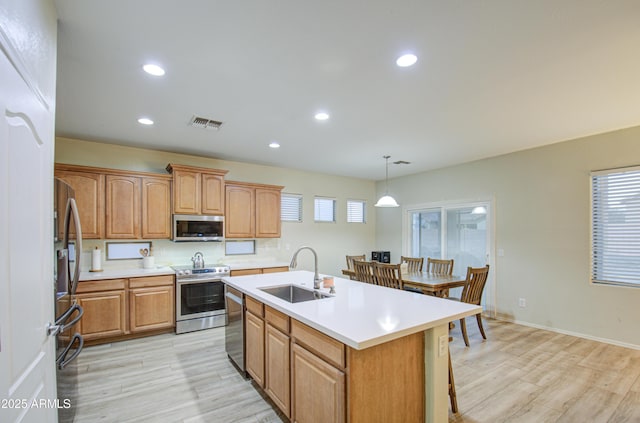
[223,270,481,423]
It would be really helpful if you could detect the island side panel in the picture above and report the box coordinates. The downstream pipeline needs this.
[425,324,449,423]
[346,331,424,423]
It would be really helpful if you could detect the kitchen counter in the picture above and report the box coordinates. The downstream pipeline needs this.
[223,270,480,350]
[79,266,175,281]
[225,261,290,271]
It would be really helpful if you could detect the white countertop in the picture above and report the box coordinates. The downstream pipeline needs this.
[79,266,176,281]
[222,270,481,350]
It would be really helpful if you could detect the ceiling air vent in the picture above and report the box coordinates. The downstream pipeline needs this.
[188,115,223,130]
[393,160,411,165]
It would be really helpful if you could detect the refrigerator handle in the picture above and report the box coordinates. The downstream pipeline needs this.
[55,303,84,332]
[64,198,83,294]
[56,333,84,370]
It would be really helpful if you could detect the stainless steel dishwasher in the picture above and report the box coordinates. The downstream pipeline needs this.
[224,285,245,373]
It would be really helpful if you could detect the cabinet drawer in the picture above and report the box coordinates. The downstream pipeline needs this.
[266,306,290,333]
[77,278,126,293]
[246,296,264,317]
[262,266,289,274]
[291,320,345,369]
[230,268,262,276]
[129,275,174,288]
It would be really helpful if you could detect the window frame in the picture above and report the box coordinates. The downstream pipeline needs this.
[281,193,303,223]
[314,196,336,223]
[347,199,366,223]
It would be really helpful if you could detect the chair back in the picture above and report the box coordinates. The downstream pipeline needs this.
[400,256,424,273]
[460,265,490,305]
[373,262,403,290]
[427,258,454,275]
[353,260,376,284]
[346,254,366,270]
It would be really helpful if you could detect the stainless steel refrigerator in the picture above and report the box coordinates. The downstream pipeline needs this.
[53,178,85,422]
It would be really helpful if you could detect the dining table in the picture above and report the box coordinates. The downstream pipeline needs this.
[341,269,466,297]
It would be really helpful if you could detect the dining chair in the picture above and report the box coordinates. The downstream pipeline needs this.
[373,262,403,290]
[345,254,366,280]
[448,265,490,347]
[400,256,424,273]
[353,260,376,285]
[449,345,458,413]
[426,258,454,275]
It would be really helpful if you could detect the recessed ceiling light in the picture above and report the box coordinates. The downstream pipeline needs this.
[138,117,154,125]
[314,112,330,121]
[396,54,417,67]
[269,141,280,149]
[143,64,165,76]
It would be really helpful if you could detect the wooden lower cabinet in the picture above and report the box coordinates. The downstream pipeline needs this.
[129,286,175,333]
[265,324,290,417]
[245,310,265,387]
[292,343,345,423]
[230,266,289,277]
[76,290,127,341]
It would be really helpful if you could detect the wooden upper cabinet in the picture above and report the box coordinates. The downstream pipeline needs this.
[106,175,141,238]
[256,188,281,238]
[166,164,228,215]
[225,181,284,239]
[54,169,105,239]
[225,183,255,238]
[142,177,171,239]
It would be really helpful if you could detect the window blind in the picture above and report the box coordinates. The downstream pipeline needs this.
[591,166,640,286]
[314,197,335,222]
[281,194,302,222]
[347,200,366,223]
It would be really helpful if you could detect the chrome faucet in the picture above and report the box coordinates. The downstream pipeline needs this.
[289,246,322,289]
[191,252,205,269]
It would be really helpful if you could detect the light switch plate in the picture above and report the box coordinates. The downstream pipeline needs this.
[438,335,448,357]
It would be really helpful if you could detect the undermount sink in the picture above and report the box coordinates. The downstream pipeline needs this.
[259,284,331,303]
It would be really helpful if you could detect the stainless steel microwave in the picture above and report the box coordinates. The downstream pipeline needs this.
[173,215,224,242]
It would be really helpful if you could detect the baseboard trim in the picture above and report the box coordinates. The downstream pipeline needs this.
[492,315,640,351]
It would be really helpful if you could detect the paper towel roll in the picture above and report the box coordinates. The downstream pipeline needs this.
[91,247,102,271]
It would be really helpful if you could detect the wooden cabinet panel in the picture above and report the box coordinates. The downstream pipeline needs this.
[230,268,262,276]
[55,170,104,239]
[225,184,255,238]
[129,285,175,333]
[265,324,290,417]
[292,343,345,423]
[128,275,174,289]
[291,320,346,369]
[262,266,289,274]
[142,177,171,238]
[173,169,200,214]
[106,175,141,238]
[246,295,264,316]
[245,311,265,387]
[201,173,224,215]
[76,290,126,340]
[255,188,281,238]
[265,306,289,333]
[76,279,126,293]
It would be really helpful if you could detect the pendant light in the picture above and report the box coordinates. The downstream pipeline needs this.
[375,155,399,208]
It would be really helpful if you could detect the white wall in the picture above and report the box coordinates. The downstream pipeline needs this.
[376,125,640,348]
[55,137,376,276]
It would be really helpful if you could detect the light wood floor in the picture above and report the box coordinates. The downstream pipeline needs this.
[71,319,640,422]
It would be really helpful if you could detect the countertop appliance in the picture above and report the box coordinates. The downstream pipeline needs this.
[173,214,224,242]
[54,178,85,422]
[224,285,245,373]
[371,251,391,263]
[172,264,230,334]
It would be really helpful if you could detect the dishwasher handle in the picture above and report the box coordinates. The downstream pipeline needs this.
[225,290,243,305]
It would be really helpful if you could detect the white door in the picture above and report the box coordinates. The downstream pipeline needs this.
[0,27,58,423]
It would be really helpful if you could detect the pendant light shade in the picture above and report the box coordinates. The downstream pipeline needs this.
[375,155,399,208]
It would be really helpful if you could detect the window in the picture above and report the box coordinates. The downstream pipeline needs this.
[281,193,302,222]
[347,200,366,223]
[591,166,640,287]
[314,197,336,222]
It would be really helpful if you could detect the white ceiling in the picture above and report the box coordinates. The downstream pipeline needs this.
[53,0,640,181]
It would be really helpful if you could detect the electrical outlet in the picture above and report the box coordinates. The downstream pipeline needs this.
[438,335,448,357]
[518,298,526,307]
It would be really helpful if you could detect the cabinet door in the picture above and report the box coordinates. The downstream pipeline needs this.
[55,170,104,239]
[265,324,290,417]
[142,177,171,238]
[201,173,224,215]
[255,188,281,238]
[292,343,345,423]
[225,184,255,238]
[173,170,200,214]
[76,290,127,340]
[129,285,175,332]
[245,311,265,387]
[106,175,141,238]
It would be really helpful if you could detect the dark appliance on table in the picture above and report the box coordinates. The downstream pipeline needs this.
[224,285,245,372]
[371,251,391,263]
[172,264,230,334]
[53,178,85,423]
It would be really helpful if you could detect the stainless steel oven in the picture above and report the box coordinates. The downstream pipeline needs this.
[172,265,230,334]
